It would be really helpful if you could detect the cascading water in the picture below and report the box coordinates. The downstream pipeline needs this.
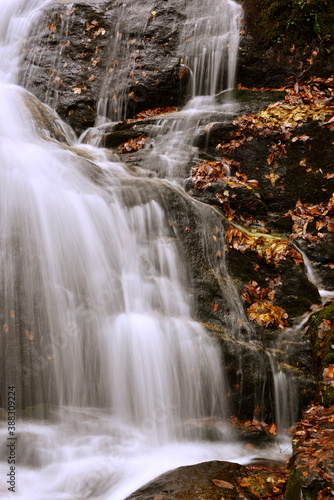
[0,1,297,499]
[142,0,241,180]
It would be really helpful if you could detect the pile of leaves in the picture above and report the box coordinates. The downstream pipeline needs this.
[118,135,147,153]
[225,226,304,266]
[284,195,334,243]
[247,300,289,328]
[288,404,334,499]
[242,277,289,329]
[125,106,178,123]
[191,158,242,189]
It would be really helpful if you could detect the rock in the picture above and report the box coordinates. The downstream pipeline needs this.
[238,0,334,89]
[124,459,292,500]
[124,461,251,500]
[285,404,334,500]
[20,0,189,135]
[307,302,334,407]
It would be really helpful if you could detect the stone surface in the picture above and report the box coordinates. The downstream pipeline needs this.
[124,461,251,500]
[20,0,189,135]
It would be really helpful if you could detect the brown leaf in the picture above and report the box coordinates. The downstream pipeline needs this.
[268,423,277,436]
[212,479,234,489]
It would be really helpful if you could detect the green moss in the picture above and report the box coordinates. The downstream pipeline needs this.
[285,466,303,500]
[243,0,334,49]
[308,303,334,406]
[322,386,334,406]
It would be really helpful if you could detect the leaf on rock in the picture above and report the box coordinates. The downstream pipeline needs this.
[212,479,234,489]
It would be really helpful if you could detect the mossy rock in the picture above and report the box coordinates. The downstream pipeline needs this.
[307,302,334,406]
[242,0,334,49]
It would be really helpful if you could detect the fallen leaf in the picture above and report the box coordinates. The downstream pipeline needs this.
[268,423,277,436]
[212,479,234,489]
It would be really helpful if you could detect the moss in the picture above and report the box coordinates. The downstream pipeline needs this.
[242,0,334,49]
[285,466,303,500]
[322,386,334,406]
[235,89,286,104]
[308,303,334,406]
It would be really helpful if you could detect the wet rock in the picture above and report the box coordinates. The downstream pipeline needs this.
[285,404,334,500]
[20,0,189,135]
[22,88,76,144]
[124,458,293,500]
[124,461,251,500]
[307,302,334,407]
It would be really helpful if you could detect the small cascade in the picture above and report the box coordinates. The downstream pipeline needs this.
[268,353,297,436]
[143,0,241,180]
[181,0,240,97]
[22,2,75,109]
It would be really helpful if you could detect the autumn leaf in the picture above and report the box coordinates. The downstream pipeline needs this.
[268,423,277,435]
[212,301,219,312]
[212,479,234,489]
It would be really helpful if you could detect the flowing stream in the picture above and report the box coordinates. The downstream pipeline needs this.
[0,1,296,499]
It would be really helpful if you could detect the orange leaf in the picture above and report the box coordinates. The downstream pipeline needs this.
[268,423,277,435]
[212,301,219,312]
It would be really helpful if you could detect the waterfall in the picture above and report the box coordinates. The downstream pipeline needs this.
[0,1,296,499]
[182,0,240,96]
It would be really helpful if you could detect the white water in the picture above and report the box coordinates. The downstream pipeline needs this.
[144,0,241,180]
[0,1,293,499]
